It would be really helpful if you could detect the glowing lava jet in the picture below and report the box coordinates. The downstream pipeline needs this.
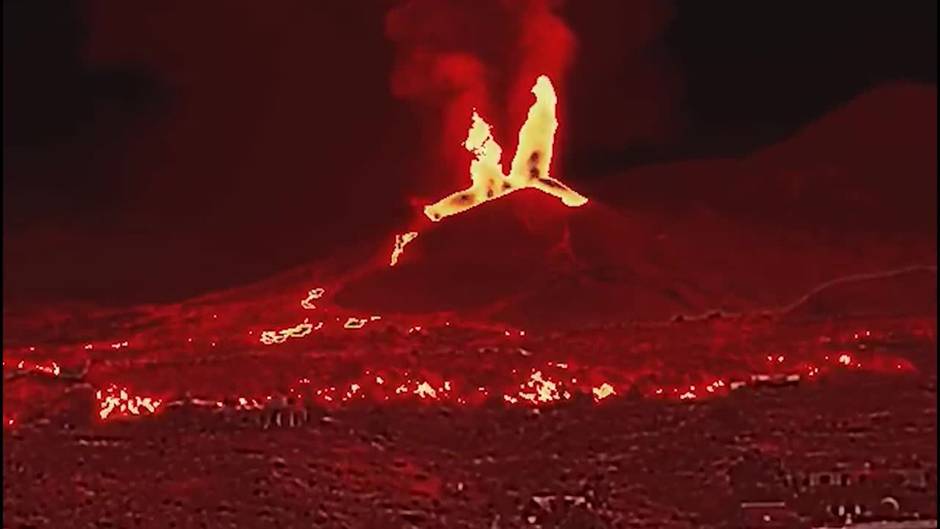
[424,75,588,222]
[390,231,418,266]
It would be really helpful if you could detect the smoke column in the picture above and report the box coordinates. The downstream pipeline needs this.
[385,0,575,193]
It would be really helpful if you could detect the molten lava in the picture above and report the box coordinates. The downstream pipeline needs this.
[300,287,325,309]
[390,231,419,266]
[260,318,319,345]
[423,75,588,222]
[96,385,162,420]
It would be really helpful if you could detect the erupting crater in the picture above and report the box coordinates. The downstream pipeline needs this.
[423,75,588,222]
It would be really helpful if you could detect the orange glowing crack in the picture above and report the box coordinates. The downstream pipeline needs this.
[301,287,325,309]
[515,370,568,404]
[424,75,588,222]
[96,385,162,420]
[344,316,381,329]
[414,381,437,399]
[4,359,82,381]
[390,232,419,267]
[592,383,616,401]
[260,318,321,345]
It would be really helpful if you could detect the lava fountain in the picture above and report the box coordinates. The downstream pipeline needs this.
[423,75,588,222]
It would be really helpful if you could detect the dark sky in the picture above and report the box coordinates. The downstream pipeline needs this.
[3,0,936,307]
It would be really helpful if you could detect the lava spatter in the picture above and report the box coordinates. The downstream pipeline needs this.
[423,76,588,222]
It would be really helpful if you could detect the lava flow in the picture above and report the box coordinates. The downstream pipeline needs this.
[390,231,418,266]
[423,75,588,222]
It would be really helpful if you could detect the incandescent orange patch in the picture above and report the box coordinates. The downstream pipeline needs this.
[424,75,587,222]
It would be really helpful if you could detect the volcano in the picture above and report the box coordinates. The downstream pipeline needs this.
[4,70,937,529]
[331,81,937,332]
[335,190,935,330]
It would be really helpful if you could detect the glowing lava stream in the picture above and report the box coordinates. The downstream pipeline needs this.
[390,231,418,266]
[2,324,922,427]
[260,318,321,345]
[424,75,588,222]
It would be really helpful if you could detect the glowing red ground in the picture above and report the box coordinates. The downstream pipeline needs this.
[2,237,935,428]
[3,206,936,527]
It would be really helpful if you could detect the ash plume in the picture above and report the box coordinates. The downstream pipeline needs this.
[385,0,575,190]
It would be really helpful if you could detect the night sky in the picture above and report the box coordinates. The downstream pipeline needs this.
[3,0,936,307]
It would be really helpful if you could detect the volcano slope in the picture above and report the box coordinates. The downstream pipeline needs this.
[334,190,935,330]
[336,82,937,329]
[3,84,937,528]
